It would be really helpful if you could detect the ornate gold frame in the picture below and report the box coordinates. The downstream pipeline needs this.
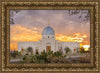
[0,0,99,72]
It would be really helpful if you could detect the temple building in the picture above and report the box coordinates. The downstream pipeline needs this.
[18,22,80,55]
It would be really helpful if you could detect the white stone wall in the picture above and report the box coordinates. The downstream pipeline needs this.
[18,41,40,54]
[18,39,80,55]
[42,35,55,39]
[39,38,57,52]
[60,42,80,54]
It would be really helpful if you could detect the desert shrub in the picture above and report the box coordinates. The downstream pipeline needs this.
[79,47,87,53]
[14,51,18,55]
[22,50,67,63]
[47,55,52,63]
[38,60,45,63]
[23,55,27,60]
[52,51,63,57]
[47,55,71,63]
[50,57,58,63]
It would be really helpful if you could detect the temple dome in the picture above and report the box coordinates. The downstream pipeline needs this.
[42,26,55,35]
[42,26,55,38]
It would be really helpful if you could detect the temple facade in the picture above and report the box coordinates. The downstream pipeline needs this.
[18,24,80,55]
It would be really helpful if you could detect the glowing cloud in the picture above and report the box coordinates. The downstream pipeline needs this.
[56,33,88,44]
[10,25,41,50]
[83,45,90,51]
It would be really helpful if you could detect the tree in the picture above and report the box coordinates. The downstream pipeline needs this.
[13,50,16,58]
[64,47,70,54]
[27,47,33,55]
[79,47,85,53]
[53,51,63,57]
[67,10,90,22]
[14,50,18,55]
[10,10,20,24]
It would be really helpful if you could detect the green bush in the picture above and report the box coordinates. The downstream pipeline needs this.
[21,50,67,63]
[23,55,27,60]
[64,47,70,54]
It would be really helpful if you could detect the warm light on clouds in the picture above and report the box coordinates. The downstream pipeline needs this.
[56,34,73,42]
[33,27,37,30]
[83,45,90,51]
[10,25,90,50]
[10,25,41,41]
[56,33,89,44]
[81,34,87,38]
[10,25,41,50]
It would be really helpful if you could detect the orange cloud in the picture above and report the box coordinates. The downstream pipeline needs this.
[10,25,41,50]
[56,33,89,45]
[73,33,87,38]
[81,34,87,38]
[56,34,73,42]
[10,25,41,42]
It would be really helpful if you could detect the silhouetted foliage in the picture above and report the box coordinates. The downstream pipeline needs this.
[10,10,20,24]
[68,10,90,22]
[79,47,86,53]
[27,47,33,55]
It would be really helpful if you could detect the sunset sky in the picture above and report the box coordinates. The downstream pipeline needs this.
[10,10,90,51]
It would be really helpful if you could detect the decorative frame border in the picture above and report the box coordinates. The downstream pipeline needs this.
[1,1,99,72]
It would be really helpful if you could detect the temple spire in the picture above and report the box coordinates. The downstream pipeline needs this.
[48,19,50,26]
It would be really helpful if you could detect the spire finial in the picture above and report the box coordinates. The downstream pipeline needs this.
[48,19,50,26]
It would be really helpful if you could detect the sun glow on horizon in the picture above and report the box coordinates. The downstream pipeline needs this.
[83,45,90,51]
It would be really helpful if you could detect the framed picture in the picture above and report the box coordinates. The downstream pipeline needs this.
[0,0,99,73]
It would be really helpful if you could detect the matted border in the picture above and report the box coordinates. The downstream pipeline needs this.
[1,1,99,72]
